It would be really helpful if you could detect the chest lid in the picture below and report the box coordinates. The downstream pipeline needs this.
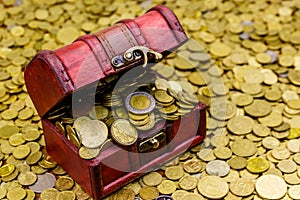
[24,5,188,118]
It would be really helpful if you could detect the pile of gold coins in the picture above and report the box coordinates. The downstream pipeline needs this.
[1,0,300,199]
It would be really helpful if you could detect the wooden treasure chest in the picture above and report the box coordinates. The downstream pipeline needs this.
[24,5,206,200]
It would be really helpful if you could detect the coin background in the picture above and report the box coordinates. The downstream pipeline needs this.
[1,0,300,199]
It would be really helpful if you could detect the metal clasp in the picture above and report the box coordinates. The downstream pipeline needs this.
[111,46,163,69]
[139,132,166,152]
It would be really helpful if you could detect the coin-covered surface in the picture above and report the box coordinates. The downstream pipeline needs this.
[2,0,300,199]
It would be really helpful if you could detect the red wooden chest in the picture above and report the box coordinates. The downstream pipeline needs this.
[25,5,206,199]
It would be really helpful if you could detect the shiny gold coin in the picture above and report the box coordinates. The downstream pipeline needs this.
[198,176,229,199]
[128,112,149,121]
[0,164,15,177]
[246,157,270,173]
[142,172,162,187]
[130,94,151,110]
[0,124,19,139]
[244,100,272,117]
[66,125,81,148]
[288,69,300,86]
[17,171,37,186]
[9,133,25,146]
[139,187,159,200]
[157,180,176,195]
[23,129,41,142]
[79,120,108,148]
[213,146,232,160]
[210,42,231,57]
[55,176,74,191]
[154,89,174,104]
[111,119,137,146]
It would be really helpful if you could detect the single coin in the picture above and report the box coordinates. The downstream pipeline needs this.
[26,151,43,165]
[284,172,300,185]
[288,185,300,200]
[165,165,184,180]
[55,176,74,191]
[198,176,229,199]
[111,119,137,146]
[0,186,7,199]
[210,42,231,57]
[287,99,300,110]
[258,111,283,127]
[244,100,272,117]
[255,175,287,199]
[9,133,25,146]
[157,180,177,194]
[287,139,300,153]
[271,147,290,160]
[210,134,230,147]
[142,172,162,187]
[229,178,254,197]
[126,92,155,115]
[277,160,297,173]
[0,124,19,139]
[154,90,174,104]
[262,136,280,149]
[6,187,26,200]
[17,171,37,186]
[227,116,254,135]
[57,26,79,44]
[246,157,270,173]
[56,191,76,200]
[40,188,59,200]
[231,139,257,157]
[110,188,135,200]
[78,146,100,160]
[197,148,216,161]
[80,120,108,148]
[183,159,203,173]
[13,144,31,159]
[253,123,270,137]
[178,175,198,190]
[73,116,91,133]
[213,146,232,160]
[139,187,159,200]
[288,69,300,85]
[171,190,188,200]
[230,93,253,106]
[23,129,41,141]
[206,160,230,177]
[228,156,247,170]
[0,163,15,177]
[29,173,56,193]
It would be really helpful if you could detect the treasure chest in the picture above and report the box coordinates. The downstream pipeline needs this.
[24,5,206,200]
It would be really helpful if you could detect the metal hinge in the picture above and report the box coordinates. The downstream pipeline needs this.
[139,132,166,152]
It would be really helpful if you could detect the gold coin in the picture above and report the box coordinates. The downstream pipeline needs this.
[183,159,203,173]
[55,176,74,191]
[229,178,254,197]
[228,156,247,170]
[165,165,184,180]
[130,94,151,110]
[244,100,272,117]
[178,175,198,190]
[78,146,100,160]
[210,42,231,57]
[40,188,59,200]
[157,180,176,194]
[12,144,31,159]
[6,187,26,200]
[0,164,15,177]
[231,139,257,157]
[0,186,7,199]
[128,112,149,121]
[198,176,229,199]
[180,193,205,200]
[246,157,270,173]
[0,124,19,139]
[111,119,137,146]
[255,175,287,199]
[271,147,290,160]
[142,172,162,187]
[79,120,108,148]
[139,187,159,200]
[57,26,79,44]
[213,146,232,160]
[277,160,297,173]
[154,89,174,104]
[17,171,37,186]
[66,125,81,148]
[288,185,300,200]
[73,116,91,133]
[89,105,109,120]
[56,191,76,200]
[288,69,300,85]
[9,133,25,146]
[26,151,42,165]
[227,116,254,135]
[171,190,189,200]
[188,71,206,86]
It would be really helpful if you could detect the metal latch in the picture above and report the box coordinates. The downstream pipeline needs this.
[111,46,163,68]
[139,132,166,152]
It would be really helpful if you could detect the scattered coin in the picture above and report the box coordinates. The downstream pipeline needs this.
[255,175,287,199]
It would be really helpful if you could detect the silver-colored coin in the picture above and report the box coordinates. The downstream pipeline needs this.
[28,172,56,193]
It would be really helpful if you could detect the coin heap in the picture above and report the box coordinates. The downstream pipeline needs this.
[1,0,300,199]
